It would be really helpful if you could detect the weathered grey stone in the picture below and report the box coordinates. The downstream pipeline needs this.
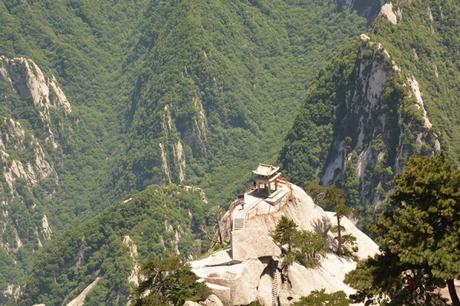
[257,273,273,306]
[190,182,380,305]
[232,228,280,260]
[206,283,231,305]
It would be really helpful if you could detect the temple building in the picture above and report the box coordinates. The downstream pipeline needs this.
[252,163,281,196]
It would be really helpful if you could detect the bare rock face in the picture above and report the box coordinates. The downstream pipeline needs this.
[65,277,101,306]
[0,56,71,116]
[0,55,72,300]
[0,54,71,253]
[0,118,55,192]
[0,56,71,149]
[232,228,281,260]
[318,35,440,206]
[191,182,379,305]
[123,235,140,288]
[379,3,401,25]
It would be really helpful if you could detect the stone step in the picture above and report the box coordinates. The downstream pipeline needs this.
[233,217,245,230]
[272,269,279,306]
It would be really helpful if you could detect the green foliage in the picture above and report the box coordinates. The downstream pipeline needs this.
[293,230,329,269]
[0,0,150,295]
[380,154,460,280]
[305,181,329,206]
[271,216,297,253]
[18,185,209,306]
[372,0,460,162]
[306,185,356,256]
[112,0,368,207]
[0,249,24,304]
[281,0,460,224]
[272,217,327,269]
[0,0,369,297]
[279,42,359,186]
[132,255,210,306]
[293,289,350,306]
[345,154,459,305]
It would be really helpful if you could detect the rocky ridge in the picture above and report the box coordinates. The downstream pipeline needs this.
[319,33,440,205]
[187,182,379,305]
[0,55,71,301]
[0,55,71,250]
[280,2,441,209]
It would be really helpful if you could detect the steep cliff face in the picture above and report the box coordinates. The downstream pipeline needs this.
[0,55,71,247]
[319,34,440,206]
[280,0,456,210]
[0,56,71,301]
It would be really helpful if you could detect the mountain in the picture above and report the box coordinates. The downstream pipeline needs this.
[18,184,208,306]
[280,0,459,219]
[0,0,148,300]
[0,55,73,300]
[110,0,369,205]
[0,0,374,297]
[187,181,378,305]
[0,0,392,303]
[17,179,379,306]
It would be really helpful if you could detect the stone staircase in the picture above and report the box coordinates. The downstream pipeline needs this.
[233,216,245,230]
[272,268,280,306]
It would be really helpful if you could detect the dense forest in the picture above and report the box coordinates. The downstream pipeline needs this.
[18,185,208,306]
[0,0,371,299]
[0,0,459,304]
[280,0,460,223]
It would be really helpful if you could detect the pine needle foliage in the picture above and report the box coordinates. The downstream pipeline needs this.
[271,216,327,269]
[345,154,460,305]
[132,255,210,306]
[293,289,350,306]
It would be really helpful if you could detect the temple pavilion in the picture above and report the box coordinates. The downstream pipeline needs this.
[252,163,281,196]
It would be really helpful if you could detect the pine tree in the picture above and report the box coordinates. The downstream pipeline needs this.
[132,255,210,306]
[345,154,460,305]
[271,216,298,253]
[311,185,354,256]
[380,154,460,305]
[271,217,327,268]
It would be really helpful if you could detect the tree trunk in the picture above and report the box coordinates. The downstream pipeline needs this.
[336,215,342,255]
[447,279,460,306]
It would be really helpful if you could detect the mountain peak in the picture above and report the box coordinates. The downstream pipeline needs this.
[189,179,378,305]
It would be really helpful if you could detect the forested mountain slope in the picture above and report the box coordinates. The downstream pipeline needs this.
[0,55,73,299]
[18,185,208,306]
[280,0,459,218]
[0,0,380,302]
[112,0,368,205]
[338,0,387,21]
[0,0,148,300]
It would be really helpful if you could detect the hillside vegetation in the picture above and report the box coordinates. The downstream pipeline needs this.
[0,1,149,297]
[280,0,459,220]
[112,0,369,205]
[18,185,208,306]
[0,0,372,301]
